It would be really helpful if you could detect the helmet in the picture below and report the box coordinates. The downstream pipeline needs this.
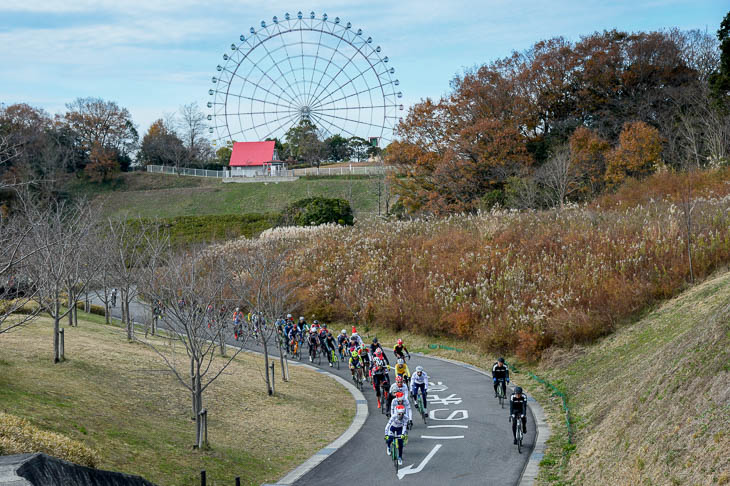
[395,391,405,402]
[397,358,404,365]
[352,326,357,333]
[327,332,332,337]
[415,366,423,373]
[235,307,240,312]
[396,374,403,384]
[341,329,346,335]
[299,316,304,321]
[514,386,523,394]
[322,323,327,329]
[287,313,292,319]
[351,350,358,358]
[313,320,319,325]
[375,348,383,357]
[498,357,505,363]
[372,337,378,344]
[397,339,403,345]
[395,405,405,416]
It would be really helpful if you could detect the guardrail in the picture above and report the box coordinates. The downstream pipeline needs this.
[146,165,226,178]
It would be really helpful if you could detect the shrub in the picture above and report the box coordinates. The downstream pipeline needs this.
[283,197,354,227]
[0,412,99,467]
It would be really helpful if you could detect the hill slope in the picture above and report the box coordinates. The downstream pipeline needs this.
[538,271,730,485]
[0,314,353,485]
[65,172,381,218]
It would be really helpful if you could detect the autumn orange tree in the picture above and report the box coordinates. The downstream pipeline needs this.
[605,121,664,186]
[389,25,720,213]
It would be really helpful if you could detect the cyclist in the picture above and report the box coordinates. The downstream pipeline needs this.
[393,338,411,361]
[394,357,411,388]
[232,307,244,340]
[370,337,390,365]
[388,374,410,420]
[411,366,429,414]
[350,326,363,348]
[337,329,349,360]
[510,386,528,444]
[283,318,294,352]
[287,324,300,355]
[324,331,338,367]
[390,391,412,428]
[307,329,319,362]
[384,404,408,466]
[359,343,371,374]
[349,350,363,381]
[492,357,510,398]
[298,316,308,333]
[371,349,391,409]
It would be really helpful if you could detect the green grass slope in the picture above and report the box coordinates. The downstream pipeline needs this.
[66,172,380,219]
[0,314,353,485]
[537,271,730,485]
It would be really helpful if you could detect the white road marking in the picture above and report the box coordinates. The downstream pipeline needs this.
[427,425,468,429]
[397,443,442,480]
[429,409,469,420]
[421,435,465,439]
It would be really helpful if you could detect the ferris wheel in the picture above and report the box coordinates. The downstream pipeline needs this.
[207,11,403,147]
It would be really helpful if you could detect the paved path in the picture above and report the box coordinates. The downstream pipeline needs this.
[92,294,537,485]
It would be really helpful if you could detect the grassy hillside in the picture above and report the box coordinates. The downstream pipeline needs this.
[536,271,730,485]
[65,172,380,219]
[0,314,353,486]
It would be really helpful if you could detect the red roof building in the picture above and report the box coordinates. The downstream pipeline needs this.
[229,141,281,166]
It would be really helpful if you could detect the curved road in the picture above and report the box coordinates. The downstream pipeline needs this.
[93,296,536,484]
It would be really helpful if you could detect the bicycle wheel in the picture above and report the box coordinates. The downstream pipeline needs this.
[335,351,340,369]
[392,440,399,473]
[517,428,523,454]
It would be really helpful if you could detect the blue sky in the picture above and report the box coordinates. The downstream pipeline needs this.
[1,0,727,139]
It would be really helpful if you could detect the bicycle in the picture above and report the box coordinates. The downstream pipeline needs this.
[415,392,428,424]
[352,366,364,390]
[388,434,406,474]
[380,381,391,415]
[290,339,301,360]
[329,347,340,369]
[510,414,525,453]
[308,341,318,363]
[496,379,507,409]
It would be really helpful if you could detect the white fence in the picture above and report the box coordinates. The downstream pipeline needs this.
[146,164,391,179]
[146,165,226,178]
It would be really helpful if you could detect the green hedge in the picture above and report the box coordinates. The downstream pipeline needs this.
[283,197,354,226]
[136,213,281,246]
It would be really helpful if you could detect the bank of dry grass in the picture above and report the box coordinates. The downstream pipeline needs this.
[536,271,730,485]
[0,315,353,485]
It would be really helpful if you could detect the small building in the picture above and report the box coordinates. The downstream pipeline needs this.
[228,141,286,177]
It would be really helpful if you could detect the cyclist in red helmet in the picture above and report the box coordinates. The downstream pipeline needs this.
[393,338,411,361]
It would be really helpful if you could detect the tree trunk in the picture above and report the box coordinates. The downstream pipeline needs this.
[53,296,60,363]
[279,346,287,381]
[73,303,78,326]
[262,334,272,395]
[104,300,110,324]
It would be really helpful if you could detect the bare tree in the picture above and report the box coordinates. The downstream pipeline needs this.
[140,248,243,449]
[106,217,167,341]
[0,213,42,335]
[21,194,96,362]
[537,145,582,210]
[178,103,208,165]
[227,239,297,395]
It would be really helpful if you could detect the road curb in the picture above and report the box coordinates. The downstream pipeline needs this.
[413,353,550,486]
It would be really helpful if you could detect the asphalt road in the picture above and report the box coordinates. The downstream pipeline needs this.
[92,294,535,485]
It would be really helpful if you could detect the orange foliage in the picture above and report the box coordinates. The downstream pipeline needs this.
[605,121,664,186]
[84,144,119,182]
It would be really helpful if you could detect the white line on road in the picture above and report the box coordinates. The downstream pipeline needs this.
[426,425,468,429]
[397,443,442,480]
[421,435,465,440]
